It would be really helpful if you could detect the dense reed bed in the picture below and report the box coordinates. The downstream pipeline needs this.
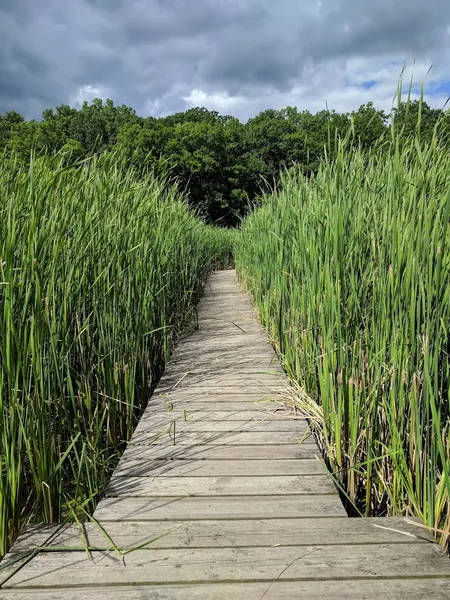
[0,153,233,556]
[236,134,450,547]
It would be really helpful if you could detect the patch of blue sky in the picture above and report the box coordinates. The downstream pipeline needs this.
[426,80,450,96]
[402,84,422,95]
[362,80,377,89]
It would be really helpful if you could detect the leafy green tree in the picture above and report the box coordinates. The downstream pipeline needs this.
[350,103,388,149]
[4,97,439,225]
[245,109,295,180]
[0,111,25,147]
[393,100,443,142]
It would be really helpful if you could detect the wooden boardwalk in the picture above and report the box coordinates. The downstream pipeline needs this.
[1,269,450,598]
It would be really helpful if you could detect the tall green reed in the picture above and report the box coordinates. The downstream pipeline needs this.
[236,130,450,548]
[0,152,231,556]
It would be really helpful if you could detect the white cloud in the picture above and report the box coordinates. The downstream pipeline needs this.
[71,84,109,107]
[183,60,450,121]
[183,89,249,114]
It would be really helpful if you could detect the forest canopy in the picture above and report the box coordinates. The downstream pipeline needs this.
[1,99,449,226]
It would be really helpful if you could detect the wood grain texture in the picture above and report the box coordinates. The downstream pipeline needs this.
[106,474,336,497]
[10,518,432,552]
[127,430,316,446]
[3,544,450,588]
[93,495,347,521]
[143,402,289,414]
[113,458,326,477]
[120,443,322,461]
[136,409,299,423]
[3,580,450,600]
[132,418,308,434]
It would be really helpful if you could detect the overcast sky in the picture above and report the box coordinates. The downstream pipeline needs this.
[1,0,450,122]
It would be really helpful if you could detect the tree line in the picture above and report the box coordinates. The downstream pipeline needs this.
[1,99,448,225]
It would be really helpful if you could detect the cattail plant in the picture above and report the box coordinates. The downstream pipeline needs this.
[0,151,234,556]
[236,108,450,549]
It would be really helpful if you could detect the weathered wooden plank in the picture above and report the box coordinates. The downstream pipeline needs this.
[178,329,269,340]
[141,410,296,422]
[175,339,275,352]
[133,418,309,434]
[136,410,297,423]
[151,391,289,402]
[193,308,259,317]
[164,369,285,381]
[164,364,284,374]
[141,410,297,423]
[194,323,264,334]
[197,307,256,314]
[161,373,286,383]
[113,458,325,477]
[144,402,287,413]
[134,417,302,431]
[199,294,254,302]
[141,411,296,424]
[161,369,286,382]
[10,518,432,552]
[198,301,254,307]
[165,363,280,375]
[176,347,273,357]
[156,383,288,396]
[167,357,279,369]
[202,288,249,294]
[178,331,266,343]
[144,403,292,416]
[172,347,277,359]
[162,373,283,384]
[132,420,309,437]
[165,363,284,375]
[169,348,276,361]
[203,281,247,288]
[128,430,316,446]
[201,292,250,299]
[204,279,242,285]
[106,474,336,497]
[175,338,272,349]
[166,365,280,376]
[148,396,288,407]
[146,404,292,416]
[198,294,254,301]
[197,317,262,327]
[190,328,264,338]
[175,324,268,337]
[158,379,287,393]
[159,371,286,381]
[201,295,249,301]
[196,308,257,315]
[202,284,250,290]
[182,314,261,323]
[3,580,450,600]
[203,286,251,292]
[120,443,321,461]
[3,543,450,588]
[153,386,288,395]
[94,494,346,521]
[197,309,259,318]
[156,387,288,397]
[167,358,278,370]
